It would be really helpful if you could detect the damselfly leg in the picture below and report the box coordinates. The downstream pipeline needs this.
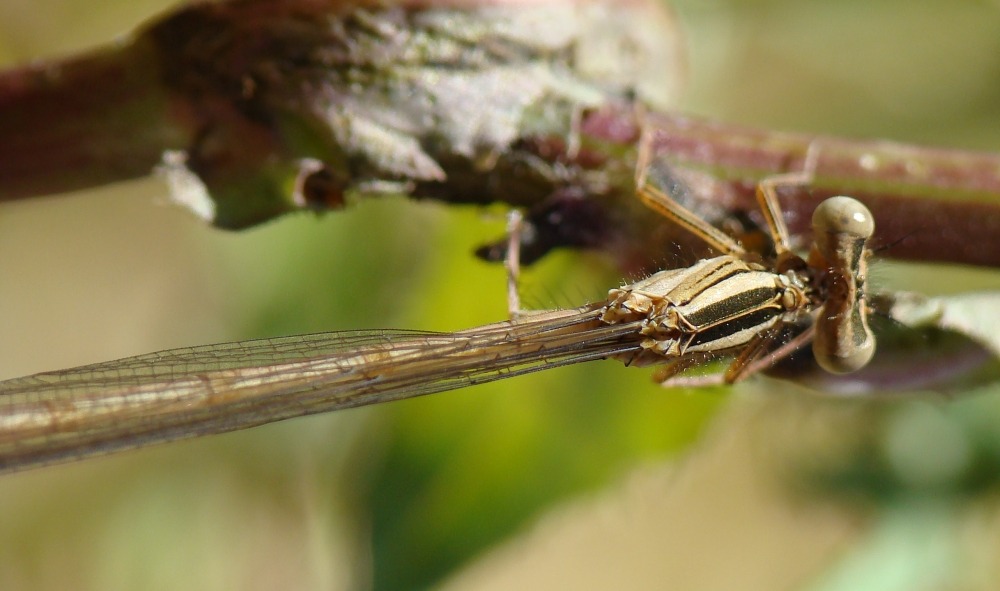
[504,209,525,318]
[634,126,749,259]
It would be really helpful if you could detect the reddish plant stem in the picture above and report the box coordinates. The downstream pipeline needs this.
[0,41,190,197]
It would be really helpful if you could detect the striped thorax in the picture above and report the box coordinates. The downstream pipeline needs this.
[602,255,812,359]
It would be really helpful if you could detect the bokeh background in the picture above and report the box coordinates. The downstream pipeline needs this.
[2,1,1000,589]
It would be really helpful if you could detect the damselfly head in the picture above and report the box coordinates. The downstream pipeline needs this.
[810,196,876,374]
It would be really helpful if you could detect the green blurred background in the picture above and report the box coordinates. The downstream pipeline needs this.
[2,1,1000,590]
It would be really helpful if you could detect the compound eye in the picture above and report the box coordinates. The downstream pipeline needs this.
[812,196,874,241]
[813,309,876,374]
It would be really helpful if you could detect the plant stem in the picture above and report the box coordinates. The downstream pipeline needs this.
[0,40,189,198]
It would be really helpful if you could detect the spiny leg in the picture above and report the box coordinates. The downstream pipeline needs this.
[506,106,584,319]
[634,124,748,258]
[754,142,821,258]
[651,352,722,387]
[504,209,525,319]
[723,323,815,383]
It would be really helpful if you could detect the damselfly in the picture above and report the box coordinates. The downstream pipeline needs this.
[0,132,876,474]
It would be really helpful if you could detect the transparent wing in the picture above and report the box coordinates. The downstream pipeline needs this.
[0,305,644,473]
